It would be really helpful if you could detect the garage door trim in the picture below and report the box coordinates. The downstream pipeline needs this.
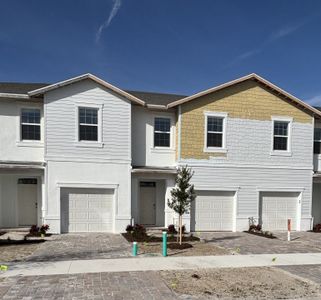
[257,188,302,231]
[58,182,118,233]
[192,188,238,232]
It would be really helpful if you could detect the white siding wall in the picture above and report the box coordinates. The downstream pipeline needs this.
[44,80,131,162]
[0,99,44,162]
[180,117,314,231]
[132,106,176,167]
[44,79,132,233]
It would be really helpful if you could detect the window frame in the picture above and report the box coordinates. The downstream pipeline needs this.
[153,117,171,148]
[75,103,103,148]
[16,105,44,147]
[204,111,227,153]
[271,116,292,156]
[314,127,321,155]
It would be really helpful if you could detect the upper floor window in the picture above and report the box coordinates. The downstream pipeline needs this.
[207,116,224,148]
[273,120,289,151]
[21,108,41,141]
[204,112,227,152]
[314,128,321,154]
[79,107,98,141]
[154,117,170,147]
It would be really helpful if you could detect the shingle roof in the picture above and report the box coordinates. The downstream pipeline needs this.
[0,82,49,94]
[125,90,186,106]
[0,81,186,106]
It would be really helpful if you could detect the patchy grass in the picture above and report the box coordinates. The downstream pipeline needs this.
[160,267,320,299]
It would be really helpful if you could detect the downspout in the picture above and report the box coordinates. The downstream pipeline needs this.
[178,105,182,163]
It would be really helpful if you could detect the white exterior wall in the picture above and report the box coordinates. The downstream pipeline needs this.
[0,99,44,162]
[180,118,314,231]
[44,80,132,233]
[45,161,131,233]
[0,173,43,228]
[132,106,176,167]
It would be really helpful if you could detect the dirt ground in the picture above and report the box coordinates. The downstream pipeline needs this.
[160,267,321,299]
[138,241,230,256]
[0,244,41,262]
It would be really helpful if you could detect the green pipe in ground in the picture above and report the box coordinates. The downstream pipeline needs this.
[162,231,167,257]
[132,242,138,256]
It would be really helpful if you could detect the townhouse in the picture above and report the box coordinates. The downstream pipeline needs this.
[0,73,320,233]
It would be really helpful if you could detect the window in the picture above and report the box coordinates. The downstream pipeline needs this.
[79,107,98,141]
[21,109,41,140]
[314,128,321,154]
[273,121,289,151]
[154,117,170,147]
[207,116,224,148]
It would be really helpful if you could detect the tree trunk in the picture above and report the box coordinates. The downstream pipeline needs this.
[179,215,182,245]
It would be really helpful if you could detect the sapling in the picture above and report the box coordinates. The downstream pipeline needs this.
[167,166,196,245]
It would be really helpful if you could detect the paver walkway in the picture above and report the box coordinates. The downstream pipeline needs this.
[0,271,177,300]
[26,233,131,262]
[2,252,321,278]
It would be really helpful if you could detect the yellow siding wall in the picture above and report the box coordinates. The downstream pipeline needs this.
[180,80,312,160]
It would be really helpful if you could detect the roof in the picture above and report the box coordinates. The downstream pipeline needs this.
[28,73,145,106]
[0,82,49,94]
[167,73,321,118]
[126,90,185,106]
[0,78,185,106]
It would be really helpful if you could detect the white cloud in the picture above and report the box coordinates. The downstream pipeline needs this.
[306,93,321,106]
[227,21,306,67]
[268,22,305,42]
[96,0,122,43]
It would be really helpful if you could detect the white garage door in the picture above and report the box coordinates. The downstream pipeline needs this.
[260,192,299,231]
[61,188,114,233]
[191,191,235,231]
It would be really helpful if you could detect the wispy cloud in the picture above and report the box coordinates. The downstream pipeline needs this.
[306,93,321,106]
[226,21,307,67]
[268,22,306,42]
[95,0,122,43]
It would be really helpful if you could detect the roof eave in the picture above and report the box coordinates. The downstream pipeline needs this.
[167,73,321,118]
[28,73,146,106]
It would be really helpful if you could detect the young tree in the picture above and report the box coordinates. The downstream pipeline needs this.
[167,166,196,245]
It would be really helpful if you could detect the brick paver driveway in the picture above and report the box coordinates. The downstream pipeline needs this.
[199,231,321,254]
[0,271,177,300]
[26,233,131,262]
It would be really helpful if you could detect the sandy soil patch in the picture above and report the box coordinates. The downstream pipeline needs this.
[160,267,321,299]
[139,241,229,256]
[0,244,41,262]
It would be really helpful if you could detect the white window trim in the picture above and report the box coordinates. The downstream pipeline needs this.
[203,111,228,153]
[270,116,293,156]
[152,115,175,151]
[16,105,44,148]
[74,103,104,148]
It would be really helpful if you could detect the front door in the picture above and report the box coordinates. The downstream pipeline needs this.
[18,178,38,226]
[140,182,156,225]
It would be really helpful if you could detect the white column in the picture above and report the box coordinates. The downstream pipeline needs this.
[164,178,175,227]
[41,172,46,225]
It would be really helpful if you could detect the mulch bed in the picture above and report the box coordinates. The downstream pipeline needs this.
[167,243,193,250]
[122,233,200,243]
[246,231,277,239]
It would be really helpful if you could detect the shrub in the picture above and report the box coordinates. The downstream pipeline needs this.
[40,224,50,234]
[249,224,262,232]
[167,224,177,235]
[29,225,39,235]
[133,224,146,238]
[126,224,134,233]
[314,223,321,232]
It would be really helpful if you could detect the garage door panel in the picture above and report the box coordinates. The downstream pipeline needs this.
[61,188,114,233]
[260,192,299,231]
[192,191,235,231]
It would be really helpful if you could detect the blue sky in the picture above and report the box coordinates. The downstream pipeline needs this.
[1,1,321,105]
